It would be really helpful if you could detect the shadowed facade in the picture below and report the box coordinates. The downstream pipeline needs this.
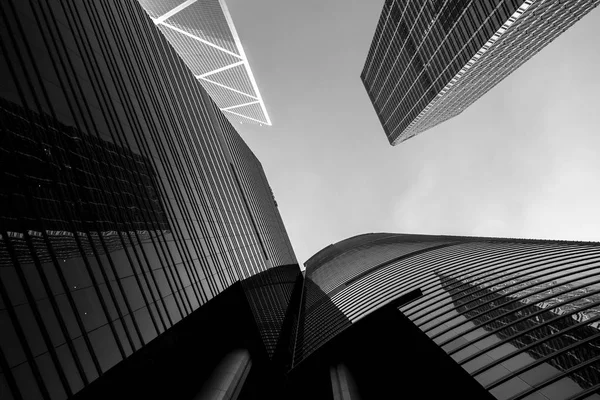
[0,1,295,399]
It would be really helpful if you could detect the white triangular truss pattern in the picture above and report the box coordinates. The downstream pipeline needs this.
[137,0,271,125]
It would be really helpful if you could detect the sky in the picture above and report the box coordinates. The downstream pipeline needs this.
[226,0,600,266]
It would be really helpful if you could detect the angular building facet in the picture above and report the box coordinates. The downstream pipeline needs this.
[137,0,271,126]
[361,0,600,145]
[4,1,600,399]
[0,1,295,399]
[299,233,600,399]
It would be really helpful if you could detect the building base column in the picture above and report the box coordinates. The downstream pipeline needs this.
[330,363,361,400]
[193,349,252,400]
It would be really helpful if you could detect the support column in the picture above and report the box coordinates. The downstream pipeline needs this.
[330,363,361,400]
[193,349,252,400]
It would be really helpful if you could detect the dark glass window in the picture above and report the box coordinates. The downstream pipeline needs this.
[0,310,26,367]
[55,294,81,339]
[36,299,65,347]
[60,258,92,292]
[120,276,145,311]
[112,319,133,357]
[14,304,46,357]
[55,343,84,394]
[73,337,98,382]
[12,362,43,400]
[0,267,26,306]
[122,314,142,350]
[35,352,67,400]
[88,325,121,373]
[96,284,119,321]
[134,307,156,344]
[41,263,66,297]
[0,373,14,400]
[72,287,107,332]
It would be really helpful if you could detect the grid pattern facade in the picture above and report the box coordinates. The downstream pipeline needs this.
[215,107,297,268]
[0,1,294,399]
[361,0,600,145]
[137,0,271,125]
[302,233,600,399]
[437,271,600,397]
[241,264,301,359]
[0,99,170,268]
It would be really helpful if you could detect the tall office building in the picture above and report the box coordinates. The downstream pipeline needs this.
[136,0,271,125]
[299,233,600,399]
[361,0,600,145]
[214,109,297,268]
[0,1,295,399]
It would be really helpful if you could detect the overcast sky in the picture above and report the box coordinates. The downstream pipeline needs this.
[227,0,600,266]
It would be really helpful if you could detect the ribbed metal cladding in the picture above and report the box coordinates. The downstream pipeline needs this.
[295,233,459,365]
[361,0,600,145]
[0,1,295,399]
[300,233,600,399]
[214,105,297,268]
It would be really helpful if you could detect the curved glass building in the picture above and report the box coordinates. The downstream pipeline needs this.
[298,233,600,400]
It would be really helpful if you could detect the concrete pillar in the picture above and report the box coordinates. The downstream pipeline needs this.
[193,349,252,400]
[330,363,361,400]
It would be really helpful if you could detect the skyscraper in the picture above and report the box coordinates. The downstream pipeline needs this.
[300,233,600,399]
[70,231,600,399]
[136,0,271,126]
[0,1,295,399]
[361,0,600,145]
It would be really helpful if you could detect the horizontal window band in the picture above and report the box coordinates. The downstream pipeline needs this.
[431,263,600,343]
[471,312,600,379]
[455,295,600,366]
[483,326,600,391]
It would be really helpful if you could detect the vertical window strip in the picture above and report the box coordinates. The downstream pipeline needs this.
[0,2,103,380]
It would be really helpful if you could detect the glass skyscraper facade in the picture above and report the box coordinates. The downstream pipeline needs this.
[215,109,297,269]
[3,1,599,400]
[301,233,600,399]
[0,1,295,399]
[361,0,600,145]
